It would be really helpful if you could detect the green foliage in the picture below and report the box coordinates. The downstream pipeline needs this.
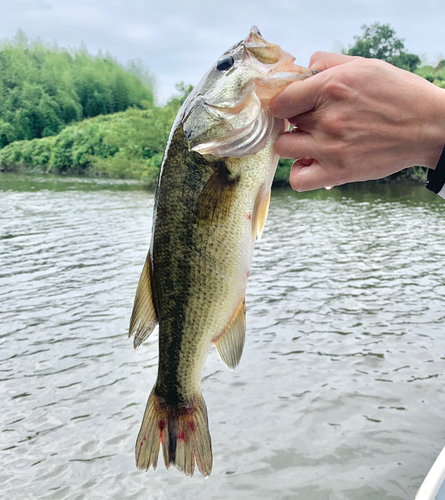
[0,30,154,147]
[0,99,183,185]
[415,61,445,89]
[171,82,194,105]
[274,159,294,186]
[0,135,56,172]
[0,89,293,186]
[345,23,420,72]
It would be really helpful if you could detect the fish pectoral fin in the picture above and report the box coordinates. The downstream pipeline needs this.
[252,187,271,241]
[129,250,158,348]
[213,298,246,370]
[196,161,240,225]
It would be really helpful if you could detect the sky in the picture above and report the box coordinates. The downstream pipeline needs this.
[1,0,445,104]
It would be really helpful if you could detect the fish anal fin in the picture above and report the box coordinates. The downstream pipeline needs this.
[252,187,271,241]
[213,298,246,370]
[129,250,158,348]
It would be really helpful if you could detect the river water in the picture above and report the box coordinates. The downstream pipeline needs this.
[1,173,445,500]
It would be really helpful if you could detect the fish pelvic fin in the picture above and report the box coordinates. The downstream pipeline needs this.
[129,250,158,348]
[252,187,271,241]
[135,389,212,478]
[213,298,246,370]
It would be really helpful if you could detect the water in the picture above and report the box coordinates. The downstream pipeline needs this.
[1,173,445,500]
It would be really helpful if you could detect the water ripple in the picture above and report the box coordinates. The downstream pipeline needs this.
[1,175,445,499]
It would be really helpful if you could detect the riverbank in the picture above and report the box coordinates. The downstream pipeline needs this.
[0,168,430,200]
[0,151,429,189]
[0,103,429,188]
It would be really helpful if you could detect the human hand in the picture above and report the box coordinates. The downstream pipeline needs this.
[270,52,445,191]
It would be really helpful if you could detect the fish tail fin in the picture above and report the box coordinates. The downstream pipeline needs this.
[135,389,212,477]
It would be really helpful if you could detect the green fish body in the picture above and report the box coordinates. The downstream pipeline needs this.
[129,26,314,477]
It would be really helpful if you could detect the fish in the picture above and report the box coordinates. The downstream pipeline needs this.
[128,26,315,477]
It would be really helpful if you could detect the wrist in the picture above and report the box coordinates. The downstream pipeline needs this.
[421,86,445,170]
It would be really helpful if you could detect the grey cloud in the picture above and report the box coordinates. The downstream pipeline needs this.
[0,0,444,103]
[2,0,53,12]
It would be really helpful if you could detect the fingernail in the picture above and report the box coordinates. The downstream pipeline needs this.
[309,62,324,72]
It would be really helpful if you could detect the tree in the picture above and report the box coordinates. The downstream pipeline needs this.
[415,60,445,89]
[345,23,420,72]
[0,31,155,148]
[169,82,194,106]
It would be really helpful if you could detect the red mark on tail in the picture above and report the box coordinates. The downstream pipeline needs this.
[178,431,186,441]
[247,213,252,220]
[188,421,195,432]
[246,271,250,278]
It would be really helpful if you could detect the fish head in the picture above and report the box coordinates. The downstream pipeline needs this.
[182,26,315,158]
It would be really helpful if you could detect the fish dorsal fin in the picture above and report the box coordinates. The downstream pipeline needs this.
[252,187,271,241]
[213,298,246,370]
[129,250,158,348]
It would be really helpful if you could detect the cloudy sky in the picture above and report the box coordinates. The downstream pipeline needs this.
[1,0,445,103]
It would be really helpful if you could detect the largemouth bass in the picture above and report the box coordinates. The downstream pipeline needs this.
[129,26,314,477]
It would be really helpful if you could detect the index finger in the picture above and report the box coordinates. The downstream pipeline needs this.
[309,51,360,71]
[270,74,322,120]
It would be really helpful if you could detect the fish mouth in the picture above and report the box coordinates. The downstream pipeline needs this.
[245,25,264,45]
[253,65,316,101]
[270,69,317,80]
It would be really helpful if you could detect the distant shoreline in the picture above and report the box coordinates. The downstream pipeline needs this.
[0,164,428,189]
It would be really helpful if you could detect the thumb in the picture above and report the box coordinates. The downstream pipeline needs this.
[309,51,361,71]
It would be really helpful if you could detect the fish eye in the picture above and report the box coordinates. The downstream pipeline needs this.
[216,56,234,71]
